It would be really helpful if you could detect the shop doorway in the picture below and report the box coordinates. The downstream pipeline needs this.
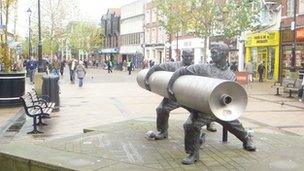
[252,47,275,80]
[257,48,268,79]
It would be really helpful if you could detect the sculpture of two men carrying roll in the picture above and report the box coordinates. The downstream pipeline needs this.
[137,42,256,165]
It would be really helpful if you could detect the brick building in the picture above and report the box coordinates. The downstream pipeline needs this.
[280,0,304,79]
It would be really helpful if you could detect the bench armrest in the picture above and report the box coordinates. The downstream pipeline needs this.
[27,105,44,115]
[274,82,282,86]
[33,99,48,107]
[287,83,295,88]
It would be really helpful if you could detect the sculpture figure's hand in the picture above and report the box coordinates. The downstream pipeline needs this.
[144,80,151,91]
[168,88,177,101]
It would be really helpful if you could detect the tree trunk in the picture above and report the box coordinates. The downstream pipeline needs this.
[169,34,172,60]
[203,35,208,62]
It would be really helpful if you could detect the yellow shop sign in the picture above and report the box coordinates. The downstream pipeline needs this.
[245,32,279,47]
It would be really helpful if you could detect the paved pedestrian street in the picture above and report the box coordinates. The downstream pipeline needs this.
[0,69,304,170]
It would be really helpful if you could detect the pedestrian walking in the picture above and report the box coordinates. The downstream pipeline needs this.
[75,61,86,87]
[107,60,113,73]
[257,61,265,82]
[27,57,37,84]
[60,60,66,76]
[68,58,77,84]
[51,57,60,76]
[127,59,133,75]
[245,61,254,82]
[123,60,127,71]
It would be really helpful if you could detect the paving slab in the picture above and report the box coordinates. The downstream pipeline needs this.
[1,118,304,171]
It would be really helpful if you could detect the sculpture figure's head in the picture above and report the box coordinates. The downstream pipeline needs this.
[182,49,194,66]
[210,43,229,65]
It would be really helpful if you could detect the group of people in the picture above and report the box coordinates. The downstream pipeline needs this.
[106,59,134,75]
[67,58,87,87]
[144,43,256,165]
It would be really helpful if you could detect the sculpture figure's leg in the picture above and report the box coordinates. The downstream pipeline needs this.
[216,119,256,151]
[182,112,206,165]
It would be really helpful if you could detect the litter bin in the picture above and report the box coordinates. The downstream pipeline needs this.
[42,74,60,111]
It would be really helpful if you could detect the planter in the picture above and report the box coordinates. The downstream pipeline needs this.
[0,72,26,107]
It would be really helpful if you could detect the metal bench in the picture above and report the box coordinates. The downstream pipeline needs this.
[28,89,55,110]
[283,79,303,98]
[274,78,302,98]
[20,94,53,134]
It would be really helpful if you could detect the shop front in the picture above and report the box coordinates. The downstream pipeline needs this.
[281,28,304,79]
[120,45,144,69]
[101,48,119,61]
[144,44,166,65]
[245,31,280,80]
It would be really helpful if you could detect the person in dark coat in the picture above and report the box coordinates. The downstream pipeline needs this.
[257,61,265,82]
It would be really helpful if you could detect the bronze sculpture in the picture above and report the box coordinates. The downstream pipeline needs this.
[143,50,216,140]
[167,43,256,165]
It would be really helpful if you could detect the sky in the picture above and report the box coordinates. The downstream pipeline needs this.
[16,0,136,38]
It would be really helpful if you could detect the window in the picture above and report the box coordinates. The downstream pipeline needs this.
[287,0,295,16]
[145,29,150,44]
[151,8,157,22]
[151,28,156,44]
[158,27,163,43]
[300,0,304,14]
[145,10,151,24]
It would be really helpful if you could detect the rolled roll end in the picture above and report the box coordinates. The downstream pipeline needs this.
[221,94,232,105]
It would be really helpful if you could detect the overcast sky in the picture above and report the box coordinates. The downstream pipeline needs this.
[16,0,136,38]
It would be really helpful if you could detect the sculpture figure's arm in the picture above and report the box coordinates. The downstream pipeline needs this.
[144,64,164,91]
[167,65,199,100]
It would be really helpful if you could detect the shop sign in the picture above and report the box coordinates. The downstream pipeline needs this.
[245,32,279,47]
[100,48,119,54]
[296,28,304,41]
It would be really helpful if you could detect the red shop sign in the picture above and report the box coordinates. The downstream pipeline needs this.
[296,28,304,41]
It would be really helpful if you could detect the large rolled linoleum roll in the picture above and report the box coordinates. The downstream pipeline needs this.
[137,69,247,121]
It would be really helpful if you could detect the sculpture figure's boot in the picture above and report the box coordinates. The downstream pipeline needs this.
[154,130,168,140]
[181,152,199,165]
[206,122,217,132]
[243,137,256,151]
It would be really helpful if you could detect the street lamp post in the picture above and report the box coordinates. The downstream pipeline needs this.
[27,8,32,58]
[290,0,297,72]
[37,0,43,72]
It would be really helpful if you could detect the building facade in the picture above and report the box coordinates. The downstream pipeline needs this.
[120,0,146,68]
[171,35,207,64]
[280,0,304,79]
[244,1,282,81]
[100,9,121,61]
[144,0,167,64]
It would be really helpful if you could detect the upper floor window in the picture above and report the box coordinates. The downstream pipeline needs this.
[145,10,151,24]
[287,0,295,16]
[300,0,304,14]
[151,8,157,23]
